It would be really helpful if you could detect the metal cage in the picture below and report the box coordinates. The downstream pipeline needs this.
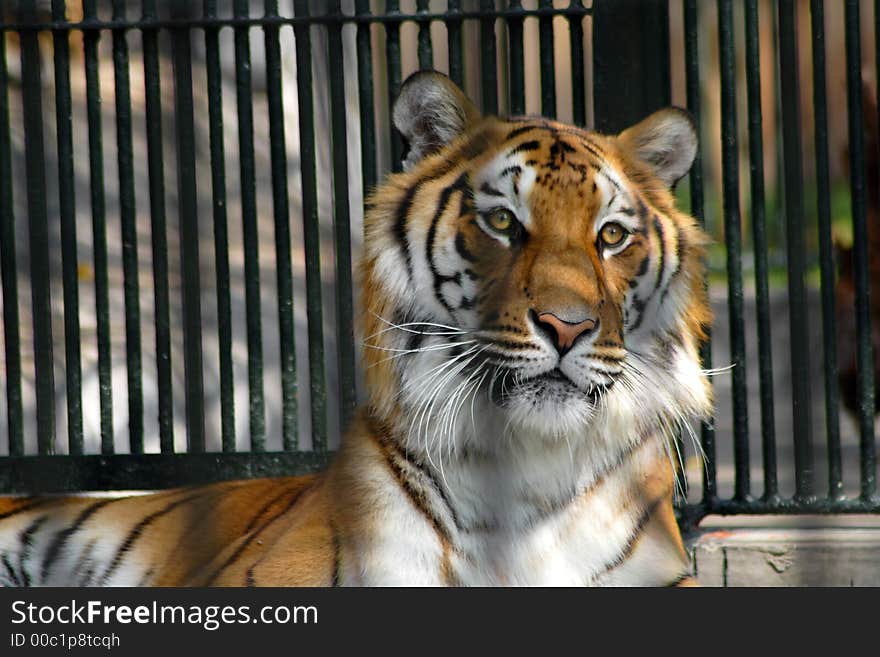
[0,0,877,531]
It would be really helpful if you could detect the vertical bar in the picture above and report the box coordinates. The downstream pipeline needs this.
[19,0,55,455]
[83,0,114,454]
[779,0,814,503]
[718,0,750,502]
[141,0,174,453]
[51,0,83,454]
[844,0,877,501]
[745,0,778,501]
[447,0,464,88]
[233,0,266,450]
[170,7,206,453]
[684,0,716,506]
[385,0,403,171]
[592,0,670,133]
[480,0,497,114]
[328,1,357,431]
[810,0,843,499]
[111,0,144,453]
[507,0,525,115]
[79,3,114,453]
[264,0,299,450]
[0,29,23,454]
[356,0,377,197]
[294,0,328,452]
[538,0,556,118]
[203,0,235,453]
[568,1,585,126]
[417,0,432,70]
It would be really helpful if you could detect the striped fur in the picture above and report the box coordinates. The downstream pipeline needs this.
[0,72,710,586]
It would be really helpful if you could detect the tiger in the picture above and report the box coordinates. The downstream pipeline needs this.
[0,71,711,587]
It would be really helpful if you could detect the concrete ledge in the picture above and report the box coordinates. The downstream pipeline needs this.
[687,515,880,586]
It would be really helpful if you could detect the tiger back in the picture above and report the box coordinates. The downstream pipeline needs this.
[0,71,710,587]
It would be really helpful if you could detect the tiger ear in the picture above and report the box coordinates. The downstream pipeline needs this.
[617,107,698,188]
[393,71,481,171]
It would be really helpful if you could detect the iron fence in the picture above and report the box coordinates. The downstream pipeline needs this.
[0,0,878,530]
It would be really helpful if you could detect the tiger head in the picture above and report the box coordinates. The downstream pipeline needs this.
[361,71,712,454]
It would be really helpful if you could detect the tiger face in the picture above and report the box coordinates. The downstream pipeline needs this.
[362,72,711,452]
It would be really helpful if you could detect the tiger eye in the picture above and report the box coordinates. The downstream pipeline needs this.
[600,222,627,247]
[487,209,515,233]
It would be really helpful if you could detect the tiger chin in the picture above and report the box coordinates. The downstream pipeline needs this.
[0,71,710,587]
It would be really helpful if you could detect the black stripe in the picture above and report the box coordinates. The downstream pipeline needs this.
[40,499,116,584]
[2,554,21,586]
[72,538,98,586]
[479,182,504,197]
[368,415,463,535]
[244,485,304,534]
[0,498,56,522]
[592,494,667,582]
[509,140,541,155]
[628,296,647,332]
[204,485,311,586]
[331,520,341,587]
[505,125,535,141]
[136,568,155,587]
[666,571,695,587]
[18,514,49,587]
[427,173,470,318]
[99,492,203,585]
[652,216,666,294]
[393,183,421,283]
[499,165,522,179]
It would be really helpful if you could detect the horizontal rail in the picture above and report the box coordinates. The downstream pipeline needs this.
[0,453,334,494]
[0,6,592,32]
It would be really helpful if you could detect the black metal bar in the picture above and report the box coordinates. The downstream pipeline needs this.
[683,0,716,507]
[538,0,556,118]
[844,0,877,501]
[745,0,778,502]
[507,0,525,116]
[83,0,114,454]
[233,0,266,450]
[718,0,750,502]
[417,0,432,70]
[294,0,328,452]
[385,0,403,172]
[480,0,498,115]
[141,0,174,454]
[19,0,55,455]
[779,0,814,505]
[0,29,22,455]
[568,0,585,126]
[329,0,356,433]
[446,0,464,88]
[356,0,377,198]
[170,7,206,454]
[810,0,842,500]
[264,0,299,451]
[592,0,670,133]
[203,0,235,453]
[111,0,144,454]
[51,0,83,455]
[0,452,335,495]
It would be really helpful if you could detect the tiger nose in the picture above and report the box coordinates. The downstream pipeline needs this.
[532,310,598,355]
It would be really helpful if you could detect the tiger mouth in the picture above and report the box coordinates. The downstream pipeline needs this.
[489,367,611,406]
